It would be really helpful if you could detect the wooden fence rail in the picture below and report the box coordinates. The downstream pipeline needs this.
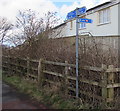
[2,56,120,109]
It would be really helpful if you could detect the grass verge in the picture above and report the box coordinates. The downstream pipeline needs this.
[3,75,89,109]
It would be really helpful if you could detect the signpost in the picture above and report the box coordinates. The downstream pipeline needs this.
[66,7,92,98]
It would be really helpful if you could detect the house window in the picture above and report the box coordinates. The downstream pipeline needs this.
[79,23,86,29]
[99,8,110,24]
[79,16,86,29]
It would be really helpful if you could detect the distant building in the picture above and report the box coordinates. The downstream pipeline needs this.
[50,0,120,38]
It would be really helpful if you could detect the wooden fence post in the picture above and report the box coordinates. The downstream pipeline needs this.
[101,64,107,108]
[27,57,30,79]
[15,57,18,76]
[64,61,69,96]
[107,65,114,103]
[8,56,12,76]
[38,59,44,89]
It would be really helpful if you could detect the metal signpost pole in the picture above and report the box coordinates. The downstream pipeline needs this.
[66,6,87,98]
[75,8,79,98]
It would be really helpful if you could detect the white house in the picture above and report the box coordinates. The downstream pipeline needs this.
[50,0,120,38]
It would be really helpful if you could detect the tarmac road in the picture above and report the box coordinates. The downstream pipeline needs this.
[2,82,47,110]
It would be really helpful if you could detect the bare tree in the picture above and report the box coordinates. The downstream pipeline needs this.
[16,10,60,42]
[14,9,61,58]
[15,10,43,44]
[0,17,13,44]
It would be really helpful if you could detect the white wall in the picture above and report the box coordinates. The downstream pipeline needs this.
[49,25,66,38]
[65,20,76,37]
[118,3,120,35]
[50,3,119,38]
[64,4,119,37]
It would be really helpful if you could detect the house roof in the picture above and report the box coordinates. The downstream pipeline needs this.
[86,1,112,12]
[54,0,119,28]
[53,22,66,29]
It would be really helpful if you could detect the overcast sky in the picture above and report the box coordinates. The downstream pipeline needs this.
[0,0,110,24]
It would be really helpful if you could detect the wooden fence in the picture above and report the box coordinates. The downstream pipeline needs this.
[2,56,120,109]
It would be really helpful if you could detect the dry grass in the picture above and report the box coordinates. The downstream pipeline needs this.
[2,36,120,109]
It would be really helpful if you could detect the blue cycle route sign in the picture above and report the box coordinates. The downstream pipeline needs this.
[67,7,86,20]
[78,7,87,15]
[67,10,76,20]
[79,18,93,23]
